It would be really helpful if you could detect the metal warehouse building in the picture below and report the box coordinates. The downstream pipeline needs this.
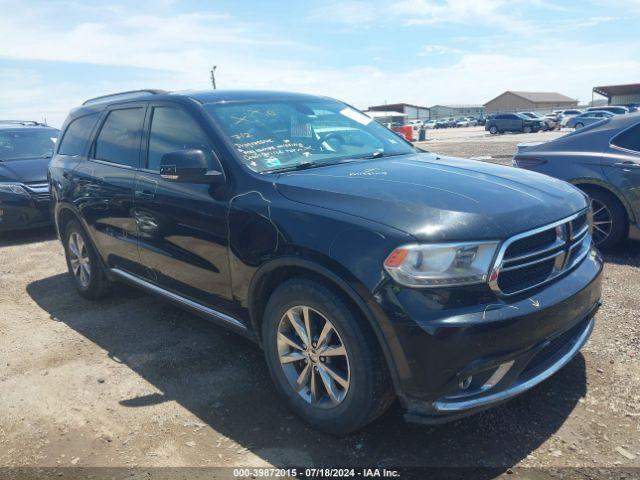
[429,104,485,119]
[484,91,578,113]
[593,83,640,106]
[366,103,430,122]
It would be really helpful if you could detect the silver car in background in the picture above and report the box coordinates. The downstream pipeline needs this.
[566,111,614,129]
[513,112,640,249]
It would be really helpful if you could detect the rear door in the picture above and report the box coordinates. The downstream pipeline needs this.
[602,121,640,216]
[82,104,147,274]
[133,101,233,308]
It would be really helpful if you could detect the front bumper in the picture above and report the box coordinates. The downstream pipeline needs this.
[374,248,603,424]
[0,194,51,231]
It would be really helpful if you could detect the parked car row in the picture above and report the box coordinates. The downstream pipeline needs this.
[484,105,636,135]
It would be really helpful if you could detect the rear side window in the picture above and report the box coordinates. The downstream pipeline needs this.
[94,108,144,167]
[58,113,98,156]
[612,123,640,152]
[147,106,214,171]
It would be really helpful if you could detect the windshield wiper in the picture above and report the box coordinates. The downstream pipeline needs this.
[263,161,321,174]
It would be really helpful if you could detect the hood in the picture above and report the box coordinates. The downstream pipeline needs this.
[0,157,50,184]
[275,153,587,241]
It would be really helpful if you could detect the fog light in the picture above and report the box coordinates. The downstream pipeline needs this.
[459,376,473,390]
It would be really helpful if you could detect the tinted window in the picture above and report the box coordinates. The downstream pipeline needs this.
[147,106,214,171]
[58,114,98,156]
[94,108,144,167]
[0,128,59,161]
[495,114,508,119]
[612,123,640,152]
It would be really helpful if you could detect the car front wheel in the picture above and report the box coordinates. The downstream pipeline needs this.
[523,125,532,133]
[262,278,394,434]
[489,125,498,134]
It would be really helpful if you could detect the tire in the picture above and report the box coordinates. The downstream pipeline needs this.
[63,219,111,299]
[582,188,627,250]
[523,125,532,133]
[575,122,584,129]
[489,125,498,134]
[262,278,394,435]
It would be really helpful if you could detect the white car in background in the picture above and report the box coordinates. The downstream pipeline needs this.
[558,109,583,127]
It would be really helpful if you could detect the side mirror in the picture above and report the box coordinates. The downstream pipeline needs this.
[159,149,223,183]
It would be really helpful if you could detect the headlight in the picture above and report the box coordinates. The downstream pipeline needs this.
[384,242,499,287]
[0,183,29,196]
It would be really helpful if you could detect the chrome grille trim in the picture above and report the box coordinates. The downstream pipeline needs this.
[23,182,50,201]
[500,250,564,273]
[501,239,565,266]
[24,181,49,193]
[489,209,592,297]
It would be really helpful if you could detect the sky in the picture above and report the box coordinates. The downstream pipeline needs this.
[1,0,639,127]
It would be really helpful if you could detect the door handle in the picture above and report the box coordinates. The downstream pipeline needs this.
[135,189,155,199]
[614,161,640,170]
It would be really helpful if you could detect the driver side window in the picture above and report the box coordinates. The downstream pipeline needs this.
[147,106,216,171]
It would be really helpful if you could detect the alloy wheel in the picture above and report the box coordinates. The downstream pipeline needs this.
[590,198,613,246]
[277,305,350,408]
[68,231,91,288]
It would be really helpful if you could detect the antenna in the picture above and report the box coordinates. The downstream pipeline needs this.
[210,65,217,90]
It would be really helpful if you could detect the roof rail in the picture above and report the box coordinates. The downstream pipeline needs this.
[82,89,168,106]
[0,120,47,126]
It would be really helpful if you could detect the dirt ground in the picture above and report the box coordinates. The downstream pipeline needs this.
[1,127,639,478]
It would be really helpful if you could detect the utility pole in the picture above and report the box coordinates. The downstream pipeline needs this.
[210,65,217,90]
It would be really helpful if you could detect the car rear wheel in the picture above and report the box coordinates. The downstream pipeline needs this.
[64,220,110,299]
[262,278,394,434]
[585,189,627,249]
[489,125,498,134]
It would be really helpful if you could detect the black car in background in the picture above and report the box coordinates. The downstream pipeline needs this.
[49,89,602,434]
[514,112,640,249]
[485,113,545,134]
[0,121,59,232]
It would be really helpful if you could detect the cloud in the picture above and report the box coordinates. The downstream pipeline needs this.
[311,0,381,26]
[1,1,640,128]
[419,45,465,56]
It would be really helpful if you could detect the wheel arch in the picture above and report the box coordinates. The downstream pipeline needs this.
[570,178,635,224]
[247,256,403,394]
[55,204,111,276]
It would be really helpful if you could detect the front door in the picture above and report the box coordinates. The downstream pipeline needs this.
[82,105,146,275]
[133,103,233,308]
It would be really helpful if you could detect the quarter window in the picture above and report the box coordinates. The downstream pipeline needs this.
[612,123,640,152]
[58,113,99,156]
[147,106,214,171]
[94,108,144,167]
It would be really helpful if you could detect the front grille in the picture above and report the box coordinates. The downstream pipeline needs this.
[497,258,555,294]
[24,182,50,201]
[506,229,557,257]
[491,211,591,296]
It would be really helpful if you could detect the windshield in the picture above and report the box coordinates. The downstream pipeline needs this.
[0,129,58,161]
[203,99,415,173]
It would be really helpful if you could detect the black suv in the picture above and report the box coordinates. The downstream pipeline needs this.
[485,113,544,134]
[49,89,603,434]
[0,121,59,231]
